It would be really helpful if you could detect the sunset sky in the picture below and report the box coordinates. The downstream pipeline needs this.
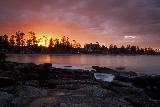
[0,0,160,48]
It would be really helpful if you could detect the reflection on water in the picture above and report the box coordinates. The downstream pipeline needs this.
[6,54,160,74]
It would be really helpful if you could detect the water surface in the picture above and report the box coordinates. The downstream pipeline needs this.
[6,54,160,74]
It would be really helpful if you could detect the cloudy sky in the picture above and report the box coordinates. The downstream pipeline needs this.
[0,0,160,48]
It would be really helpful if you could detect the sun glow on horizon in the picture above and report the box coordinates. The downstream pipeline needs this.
[36,32,60,47]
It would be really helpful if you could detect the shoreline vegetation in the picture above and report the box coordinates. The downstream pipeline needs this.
[0,57,160,107]
[0,31,160,55]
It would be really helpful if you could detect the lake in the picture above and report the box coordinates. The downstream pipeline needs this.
[6,54,160,75]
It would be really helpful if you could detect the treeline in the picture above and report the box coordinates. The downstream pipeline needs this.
[0,31,160,55]
[0,31,81,53]
[86,44,160,55]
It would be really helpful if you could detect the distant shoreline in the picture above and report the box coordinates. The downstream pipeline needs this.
[6,52,160,56]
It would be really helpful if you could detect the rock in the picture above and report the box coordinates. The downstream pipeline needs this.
[92,66,117,73]
[24,80,40,87]
[0,61,159,106]
[0,76,15,87]
[0,91,13,107]
[0,61,15,71]
[115,75,130,82]
[39,79,57,89]
[59,103,67,107]
[22,63,38,73]
[27,73,40,80]
[44,85,131,107]
[11,86,48,107]
[118,71,138,77]
[54,70,94,80]
[77,85,108,98]
[116,67,125,70]
[16,86,48,98]
[0,53,6,62]
[0,86,49,107]
[130,75,160,87]
[129,75,160,99]
[39,63,52,69]
[64,66,72,68]
[111,80,132,87]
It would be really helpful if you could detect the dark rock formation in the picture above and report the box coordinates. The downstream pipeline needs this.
[0,62,159,107]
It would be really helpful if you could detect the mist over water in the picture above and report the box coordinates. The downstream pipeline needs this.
[6,54,160,74]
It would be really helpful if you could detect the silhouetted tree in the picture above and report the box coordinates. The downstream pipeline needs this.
[54,38,59,45]
[130,46,136,54]
[72,40,81,48]
[42,36,48,47]
[28,31,38,45]
[113,45,118,54]
[15,31,25,47]
[49,38,54,47]
[109,44,114,53]
[0,35,10,52]
[120,45,125,54]
[0,31,159,55]
[3,34,8,42]
[26,39,32,46]
[61,36,70,47]
[9,35,15,46]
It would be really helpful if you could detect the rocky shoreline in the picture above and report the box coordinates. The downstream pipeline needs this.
[0,61,160,107]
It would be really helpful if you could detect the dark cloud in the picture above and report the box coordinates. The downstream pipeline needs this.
[0,0,160,47]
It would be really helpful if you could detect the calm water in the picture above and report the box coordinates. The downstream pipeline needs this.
[6,54,160,74]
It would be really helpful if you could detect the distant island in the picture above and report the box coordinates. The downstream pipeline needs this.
[0,31,160,55]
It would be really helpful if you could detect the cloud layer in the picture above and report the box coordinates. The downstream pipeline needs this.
[0,0,160,47]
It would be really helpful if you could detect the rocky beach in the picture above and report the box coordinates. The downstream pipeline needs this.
[0,61,160,107]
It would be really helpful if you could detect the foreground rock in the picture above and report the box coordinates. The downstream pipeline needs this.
[0,61,159,107]
[0,86,48,107]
